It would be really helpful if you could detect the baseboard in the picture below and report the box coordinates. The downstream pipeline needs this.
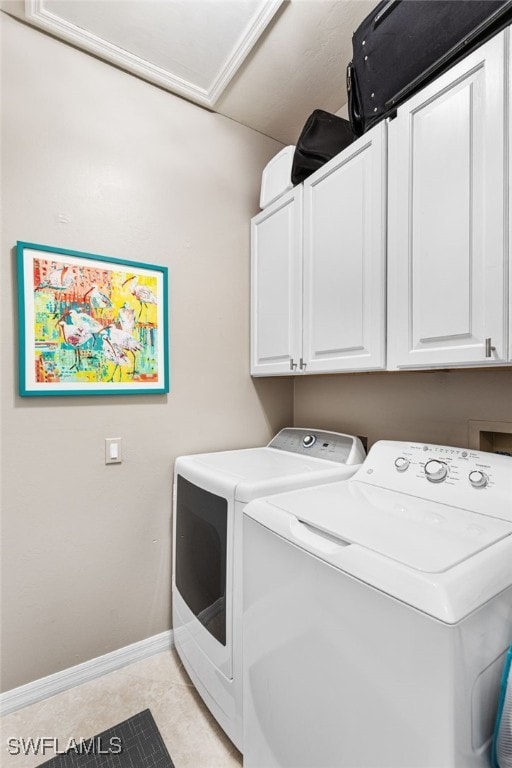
[0,629,174,717]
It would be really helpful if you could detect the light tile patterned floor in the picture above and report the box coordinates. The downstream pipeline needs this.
[0,650,242,768]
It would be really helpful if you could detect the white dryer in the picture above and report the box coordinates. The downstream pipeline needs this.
[243,440,512,768]
[172,428,365,750]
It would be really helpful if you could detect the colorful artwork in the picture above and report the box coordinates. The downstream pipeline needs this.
[17,242,169,396]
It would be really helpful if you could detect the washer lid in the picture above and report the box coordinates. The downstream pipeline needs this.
[245,481,512,622]
[268,481,512,573]
[176,448,359,502]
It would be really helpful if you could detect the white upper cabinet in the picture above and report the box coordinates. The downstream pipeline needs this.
[251,29,511,378]
[387,31,508,369]
[250,187,302,376]
[302,121,387,372]
[250,123,387,377]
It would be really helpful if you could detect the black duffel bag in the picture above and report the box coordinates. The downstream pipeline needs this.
[291,110,355,185]
[347,0,512,136]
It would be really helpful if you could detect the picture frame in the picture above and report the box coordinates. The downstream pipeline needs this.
[17,241,170,396]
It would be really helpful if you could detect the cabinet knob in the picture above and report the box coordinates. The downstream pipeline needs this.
[290,359,297,371]
[485,338,496,358]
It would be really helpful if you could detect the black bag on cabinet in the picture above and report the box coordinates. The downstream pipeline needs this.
[347,0,512,136]
[291,110,355,185]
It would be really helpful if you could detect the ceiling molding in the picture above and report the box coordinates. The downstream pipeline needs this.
[207,0,283,106]
[24,0,283,108]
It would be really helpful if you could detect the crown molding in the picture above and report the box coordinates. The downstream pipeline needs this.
[24,0,283,108]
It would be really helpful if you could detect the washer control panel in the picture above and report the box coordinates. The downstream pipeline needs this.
[268,428,365,465]
[358,441,512,521]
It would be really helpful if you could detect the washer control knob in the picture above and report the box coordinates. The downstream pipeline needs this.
[302,434,316,448]
[469,470,488,489]
[394,457,410,472]
[424,459,448,483]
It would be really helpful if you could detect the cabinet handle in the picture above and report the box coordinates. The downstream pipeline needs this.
[485,338,496,358]
[299,358,307,371]
[290,358,297,371]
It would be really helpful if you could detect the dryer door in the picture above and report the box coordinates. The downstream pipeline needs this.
[172,463,236,682]
[175,474,228,646]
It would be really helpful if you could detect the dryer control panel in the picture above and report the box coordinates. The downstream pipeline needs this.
[357,441,512,522]
[268,428,365,465]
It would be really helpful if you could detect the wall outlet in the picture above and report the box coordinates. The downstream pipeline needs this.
[105,437,122,464]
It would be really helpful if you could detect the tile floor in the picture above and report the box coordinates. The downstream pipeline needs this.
[0,650,243,768]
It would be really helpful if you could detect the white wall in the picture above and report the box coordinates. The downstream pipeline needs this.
[0,13,292,692]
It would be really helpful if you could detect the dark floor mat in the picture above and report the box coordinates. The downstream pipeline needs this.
[38,709,174,768]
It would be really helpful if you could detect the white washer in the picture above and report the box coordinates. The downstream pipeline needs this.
[172,428,365,750]
[243,440,512,768]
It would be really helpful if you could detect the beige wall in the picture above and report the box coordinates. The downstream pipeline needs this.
[294,368,512,449]
[0,14,292,692]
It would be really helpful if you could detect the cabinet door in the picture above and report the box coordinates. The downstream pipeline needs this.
[250,188,302,376]
[387,32,507,369]
[302,122,387,373]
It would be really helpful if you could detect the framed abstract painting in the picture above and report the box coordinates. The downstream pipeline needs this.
[17,241,170,396]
